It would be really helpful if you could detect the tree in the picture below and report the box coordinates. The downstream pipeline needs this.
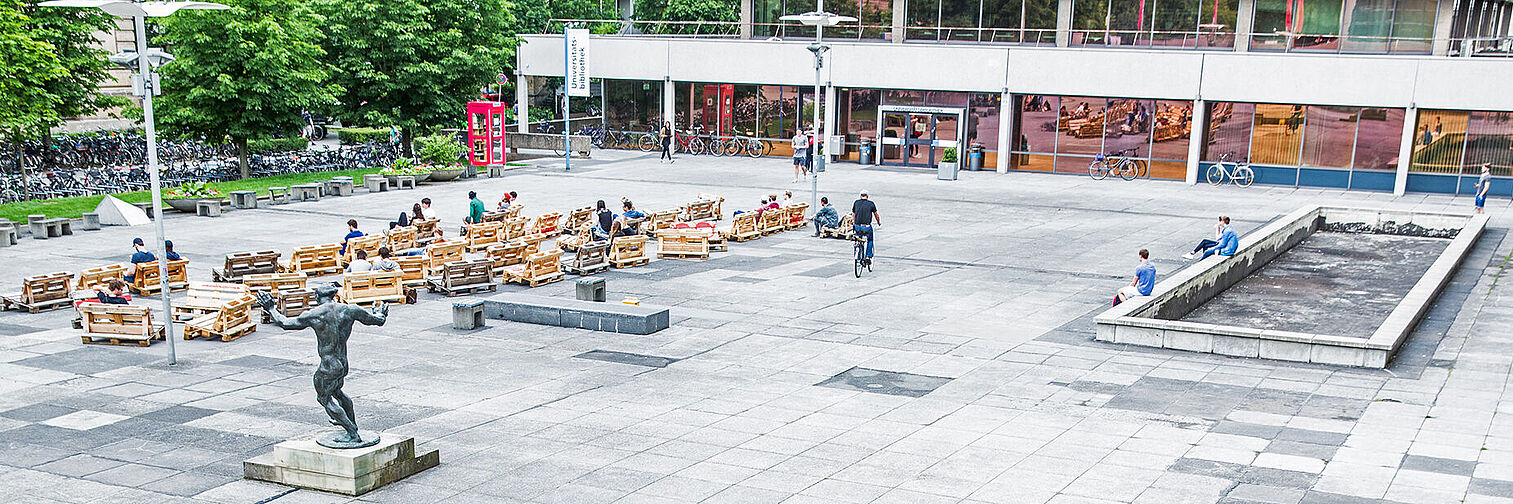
[154,0,339,178]
[634,0,738,32]
[21,1,121,127]
[317,0,514,154]
[0,0,64,200]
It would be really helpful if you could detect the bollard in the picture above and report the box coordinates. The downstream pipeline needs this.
[452,300,485,330]
[576,278,606,302]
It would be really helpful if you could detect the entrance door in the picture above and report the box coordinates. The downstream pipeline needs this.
[876,106,964,168]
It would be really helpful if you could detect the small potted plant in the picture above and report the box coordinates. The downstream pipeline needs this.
[163,181,226,212]
[417,135,468,181]
[937,147,959,181]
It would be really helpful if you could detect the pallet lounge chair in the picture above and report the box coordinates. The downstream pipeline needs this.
[424,241,466,276]
[271,288,319,322]
[211,250,279,282]
[563,240,609,275]
[693,194,725,220]
[656,229,712,260]
[182,294,257,342]
[385,227,417,252]
[243,272,308,296]
[481,210,507,223]
[501,216,528,241]
[394,255,428,288]
[1,272,75,313]
[531,212,562,236]
[565,206,593,231]
[173,282,252,320]
[80,304,164,346]
[785,203,810,230]
[720,212,761,242]
[500,250,564,287]
[76,264,127,290]
[486,241,529,274]
[343,235,386,265]
[338,271,405,306]
[608,235,651,268]
[279,243,343,276]
[693,222,727,251]
[642,209,679,236]
[465,221,504,253]
[520,233,551,256]
[412,218,440,246]
[819,213,855,240]
[758,208,786,235]
[684,199,718,221]
[557,223,596,252]
[425,258,497,296]
[504,205,524,219]
[128,259,190,295]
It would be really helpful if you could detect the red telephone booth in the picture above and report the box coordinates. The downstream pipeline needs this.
[467,101,509,166]
[700,84,734,135]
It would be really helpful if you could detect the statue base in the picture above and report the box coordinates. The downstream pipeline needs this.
[316,430,381,449]
[244,433,438,496]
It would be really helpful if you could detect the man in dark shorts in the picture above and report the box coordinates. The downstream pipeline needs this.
[851,190,880,263]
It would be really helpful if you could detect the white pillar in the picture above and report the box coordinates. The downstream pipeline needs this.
[739,0,752,39]
[824,84,837,161]
[515,74,529,133]
[1235,0,1255,52]
[996,91,1012,173]
[1186,99,1207,184]
[662,78,675,129]
[1395,105,1417,196]
[1056,0,1073,47]
[1431,0,1457,56]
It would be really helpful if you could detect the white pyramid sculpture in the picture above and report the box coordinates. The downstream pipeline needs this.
[93,195,151,226]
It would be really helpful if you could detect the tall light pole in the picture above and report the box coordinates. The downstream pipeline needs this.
[780,8,854,210]
[41,0,229,365]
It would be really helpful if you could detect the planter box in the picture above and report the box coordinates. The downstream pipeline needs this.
[427,168,466,182]
[164,198,226,213]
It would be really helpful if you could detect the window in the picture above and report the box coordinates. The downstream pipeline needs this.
[1462,111,1513,176]
[1204,102,1254,162]
[1351,108,1405,171]
[1300,105,1357,168]
[1071,0,1239,47]
[1150,100,1194,161]
[1409,110,1468,174]
[1250,104,1305,166]
[1056,96,1106,155]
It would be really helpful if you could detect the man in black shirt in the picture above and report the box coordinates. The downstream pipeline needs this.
[851,190,880,262]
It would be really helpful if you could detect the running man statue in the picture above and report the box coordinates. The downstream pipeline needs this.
[256,283,388,449]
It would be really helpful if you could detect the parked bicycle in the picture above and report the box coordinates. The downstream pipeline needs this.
[1088,148,1147,181]
[1207,152,1255,187]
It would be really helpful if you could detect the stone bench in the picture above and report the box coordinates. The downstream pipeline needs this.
[363,174,389,193]
[291,184,322,201]
[0,223,17,246]
[197,200,222,217]
[80,212,101,231]
[482,293,668,335]
[395,175,416,190]
[488,165,507,177]
[323,179,354,196]
[268,187,290,205]
[28,215,72,239]
[230,191,258,209]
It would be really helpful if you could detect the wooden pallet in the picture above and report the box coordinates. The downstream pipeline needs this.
[520,274,563,287]
[657,251,709,260]
[1,296,72,313]
[425,280,497,296]
[82,334,160,347]
[610,258,649,268]
[184,323,256,342]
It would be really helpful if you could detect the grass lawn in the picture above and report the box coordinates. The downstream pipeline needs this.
[1,167,384,224]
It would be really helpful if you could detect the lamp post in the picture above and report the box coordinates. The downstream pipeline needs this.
[779,8,855,210]
[41,0,230,365]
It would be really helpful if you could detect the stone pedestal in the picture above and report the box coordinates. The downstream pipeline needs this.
[244,434,438,496]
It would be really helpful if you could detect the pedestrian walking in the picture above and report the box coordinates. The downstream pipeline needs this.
[791,131,809,183]
[659,121,674,162]
[1476,163,1492,214]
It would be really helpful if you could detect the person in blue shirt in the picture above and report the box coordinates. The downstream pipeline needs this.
[811,196,839,236]
[122,237,156,283]
[1183,216,1226,259]
[341,219,363,254]
[164,240,181,261]
[1200,216,1239,260]
[1114,249,1156,306]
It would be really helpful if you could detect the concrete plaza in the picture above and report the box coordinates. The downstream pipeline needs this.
[0,150,1510,504]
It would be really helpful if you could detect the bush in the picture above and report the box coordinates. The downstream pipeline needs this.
[247,137,309,154]
[338,127,394,145]
[415,135,464,165]
[165,181,222,199]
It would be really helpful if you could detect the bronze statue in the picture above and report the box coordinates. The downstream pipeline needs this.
[257,284,388,449]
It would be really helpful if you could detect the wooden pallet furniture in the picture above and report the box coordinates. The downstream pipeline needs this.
[520,233,550,256]
[565,206,593,231]
[500,250,564,287]
[557,223,595,252]
[785,203,810,230]
[173,282,252,320]
[128,259,190,295]
[530,212,562,236]
[393,255,427,287]
[271,288,319,321]
[486,241,529,274]
[76,264,127,290]
[504,205,523,219]
[385,227,417,252]
[426,259,497,296]
[80,304,164,346]
[721,212,761,241]
[694,222,727,251]
[280,243,343,276]
[480,210,506,223]
[694,194,724,220]
[424,241,466,275]
[1,272,75,313]
[211,250,280,283]
[412,218,440,246]
[243,272,308,296]
[338,271,405,306]
[343,234,385,265]
[501,216,528,241]
[464,221,503,253]
[819,213,856,240]
[758,208,786,235]
[182,294,257,342]
[656,229,712,260]
[607,235,650,268]
[684,199,719,221]
[643,209,679,235]
[563,240,609,275]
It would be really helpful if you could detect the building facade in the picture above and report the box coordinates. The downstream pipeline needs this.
[514,0,1513,195]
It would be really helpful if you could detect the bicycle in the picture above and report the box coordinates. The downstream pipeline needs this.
[1088,148,1144,181]
[1206,152,1255,187]
[853,225,873,277]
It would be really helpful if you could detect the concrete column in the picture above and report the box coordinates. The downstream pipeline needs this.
[824,84,838,160]
[1431,0,1457,56]
[662,78,676,129]
[515,74,529,133]
[1056,0,1073,47]
[1186,99,1208,184]
[891,0,906,43]
[1395,105,1418,195]
[997,91,1012,173]
[1234,0,1255,52]
[739,0,753,39]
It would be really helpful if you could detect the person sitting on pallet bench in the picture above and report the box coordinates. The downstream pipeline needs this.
[164,240,181,261]
[593,200,614,240]
[371,247,399,272]
[389,203,420,230]
[122,237,157,284]
[812,197,839,236]
[93,279,131,305]
[614,199,646,237]
[463,191,486,234]
[340,219,364,254]
[497,191,516,211]
[346,249,372,274]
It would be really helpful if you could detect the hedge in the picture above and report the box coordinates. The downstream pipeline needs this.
[338,127,394,145]
[247,137,309,154]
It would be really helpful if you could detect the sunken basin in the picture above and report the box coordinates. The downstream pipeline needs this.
[1094,206,1487,368]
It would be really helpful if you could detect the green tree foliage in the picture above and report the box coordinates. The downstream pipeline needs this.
[154,0,339,178]
[634,0,739,23]
[317,0,514,154]
[21,1,122,123]
[0,0,64,139]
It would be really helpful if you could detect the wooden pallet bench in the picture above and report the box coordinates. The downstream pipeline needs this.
[173,282,252,320]
[465,221,504,253]
[211,250,280,283]
[563,240,609,275]
[1,272,74,313]
[565,206,593,231]
[656,229,712,260]
[501,216,528,241]
[393,255,428,288]
[785,203,810,230]
[80,304,164,346]
[339,271,405,306]
[424,241,466,276]
[385,226,417,252]
[643,209,679,235]
[264,288,319,323]
[183,294,257,342]
[343,234,385,265]
[426,259,497,296]
[818,213,856,240]
[242,272,308,296]
[721,212,761,242]
[608,235,650,268]
[280,243,342,276]
[531,212,562,236]
[758,208,786,235]
[128,259,190,295]
[501,250,564,287]
[412,218,440,246]
[76,264,127,290]
[487,241,529,275]
[684,199,719,221]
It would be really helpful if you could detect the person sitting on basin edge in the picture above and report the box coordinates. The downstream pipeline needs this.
[1186,216,1238,260]
[1183,216,1226,260]
[1114,248,1155,307]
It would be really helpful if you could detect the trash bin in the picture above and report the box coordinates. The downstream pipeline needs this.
[859,140,873,165]
[937,161,958,181]
[968,143,985,171]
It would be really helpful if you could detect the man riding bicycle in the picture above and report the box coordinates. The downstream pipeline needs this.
[851,190,880,265]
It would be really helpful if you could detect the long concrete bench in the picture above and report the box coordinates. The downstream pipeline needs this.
[506,132,592,158]
[482,293,667,335]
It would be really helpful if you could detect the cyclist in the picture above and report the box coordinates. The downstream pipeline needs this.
[851,190,880,264]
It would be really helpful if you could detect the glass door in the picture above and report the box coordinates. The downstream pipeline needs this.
[880,112,909,164]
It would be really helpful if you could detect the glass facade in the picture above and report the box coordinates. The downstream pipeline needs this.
[1203,102,1405,190]
[1407,109,1513,193]
[1070,0,1240,48]
[1010,94,1191,179]
[602,79,663,132]
[755,0,894,39]
[1250,0,1441,53]
[905,0,1060,43]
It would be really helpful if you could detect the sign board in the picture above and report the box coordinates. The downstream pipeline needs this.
[565,29,590,97]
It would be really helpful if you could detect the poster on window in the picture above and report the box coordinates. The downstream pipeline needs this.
[565,28,590,97]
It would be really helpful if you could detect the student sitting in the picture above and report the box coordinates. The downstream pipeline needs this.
[164,240,181,261]
[371,247,399,272]
[123,237,157,283]
[346,249,373,274]
[94,279,131,305]
[811,197,839,236]
[341,219,363,254]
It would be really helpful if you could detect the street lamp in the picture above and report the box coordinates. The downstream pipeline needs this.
[42,0,230,365]
[779,9,855,210]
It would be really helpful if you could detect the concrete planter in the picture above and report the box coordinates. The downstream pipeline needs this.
[426,167,467,182]
[164,198,225,213]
